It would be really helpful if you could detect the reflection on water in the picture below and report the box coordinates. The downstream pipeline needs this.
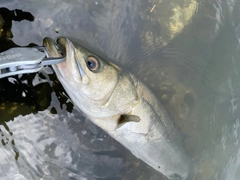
[0,7,34,51]
[1,109,126,180]
[0,0,240,179]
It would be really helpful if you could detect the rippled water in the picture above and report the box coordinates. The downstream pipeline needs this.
[0,0,240,179]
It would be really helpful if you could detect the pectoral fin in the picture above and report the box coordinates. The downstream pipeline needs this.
[116,114,141,129]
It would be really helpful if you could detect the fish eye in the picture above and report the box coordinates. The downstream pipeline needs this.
[86,56,100,72]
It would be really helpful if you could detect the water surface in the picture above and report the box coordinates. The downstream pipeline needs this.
[0,0,240,179]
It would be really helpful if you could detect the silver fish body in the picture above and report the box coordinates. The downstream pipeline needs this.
[43,37,191,180]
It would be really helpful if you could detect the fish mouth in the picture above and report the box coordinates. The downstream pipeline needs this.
[56,37,81,81]
[58,37,90,84]
[43,37,65,76]
[43,37,83,83]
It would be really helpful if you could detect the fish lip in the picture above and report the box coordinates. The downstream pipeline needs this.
[55,37,84,82]
[43,37,66,79]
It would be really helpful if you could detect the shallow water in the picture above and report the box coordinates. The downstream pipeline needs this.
[0,0,240,179]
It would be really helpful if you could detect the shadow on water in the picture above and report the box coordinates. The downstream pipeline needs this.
[0,7,74,121]
[0,7,76,178]
[0,7,34,51]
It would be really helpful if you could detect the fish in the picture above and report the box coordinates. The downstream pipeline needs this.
[43,37,191,180]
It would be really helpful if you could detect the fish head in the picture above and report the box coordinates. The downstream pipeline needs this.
[44,37,137,117]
